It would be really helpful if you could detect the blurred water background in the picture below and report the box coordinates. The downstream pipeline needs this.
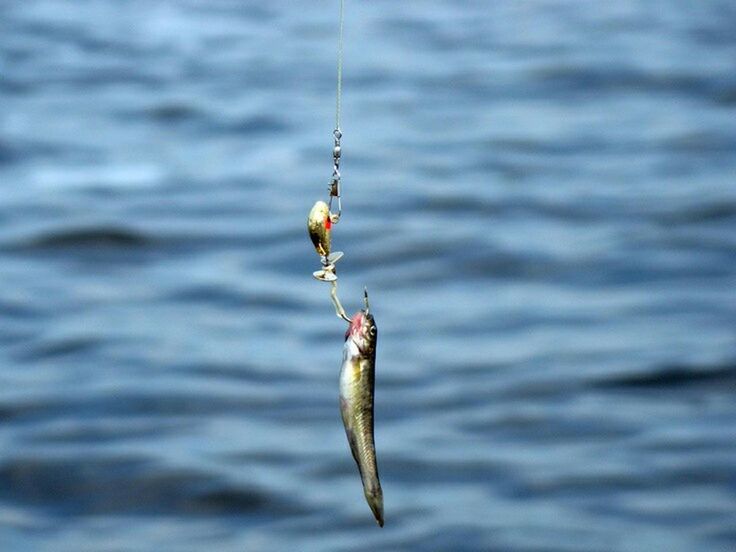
[1,1,736,551]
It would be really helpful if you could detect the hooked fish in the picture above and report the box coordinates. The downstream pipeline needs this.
[339,302,384,527]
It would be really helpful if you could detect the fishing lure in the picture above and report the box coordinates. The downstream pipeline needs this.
[307,200,343,283]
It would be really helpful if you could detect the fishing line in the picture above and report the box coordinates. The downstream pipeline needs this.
[328,0,344,223]
[335,0,344,132]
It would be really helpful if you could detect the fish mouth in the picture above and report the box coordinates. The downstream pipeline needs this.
[345,311,364,340]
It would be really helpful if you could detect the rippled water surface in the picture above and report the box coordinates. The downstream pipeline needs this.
[1,1,736,551]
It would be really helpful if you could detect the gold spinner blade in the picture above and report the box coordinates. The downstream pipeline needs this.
[308,200,343,282]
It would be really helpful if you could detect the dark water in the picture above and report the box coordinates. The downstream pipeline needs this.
[1,1,736,550]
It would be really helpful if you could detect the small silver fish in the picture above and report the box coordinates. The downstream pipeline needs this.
[339,306,384,527]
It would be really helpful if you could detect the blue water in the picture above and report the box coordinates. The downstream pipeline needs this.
[1,1,736,550]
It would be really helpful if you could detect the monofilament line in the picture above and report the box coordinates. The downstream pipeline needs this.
[335,0,345,131]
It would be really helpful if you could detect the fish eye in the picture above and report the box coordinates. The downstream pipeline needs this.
[369,325,376,336]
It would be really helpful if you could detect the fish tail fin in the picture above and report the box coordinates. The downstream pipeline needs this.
[364,478,384,527]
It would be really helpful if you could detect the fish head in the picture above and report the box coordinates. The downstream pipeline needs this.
[345,310,377,356]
